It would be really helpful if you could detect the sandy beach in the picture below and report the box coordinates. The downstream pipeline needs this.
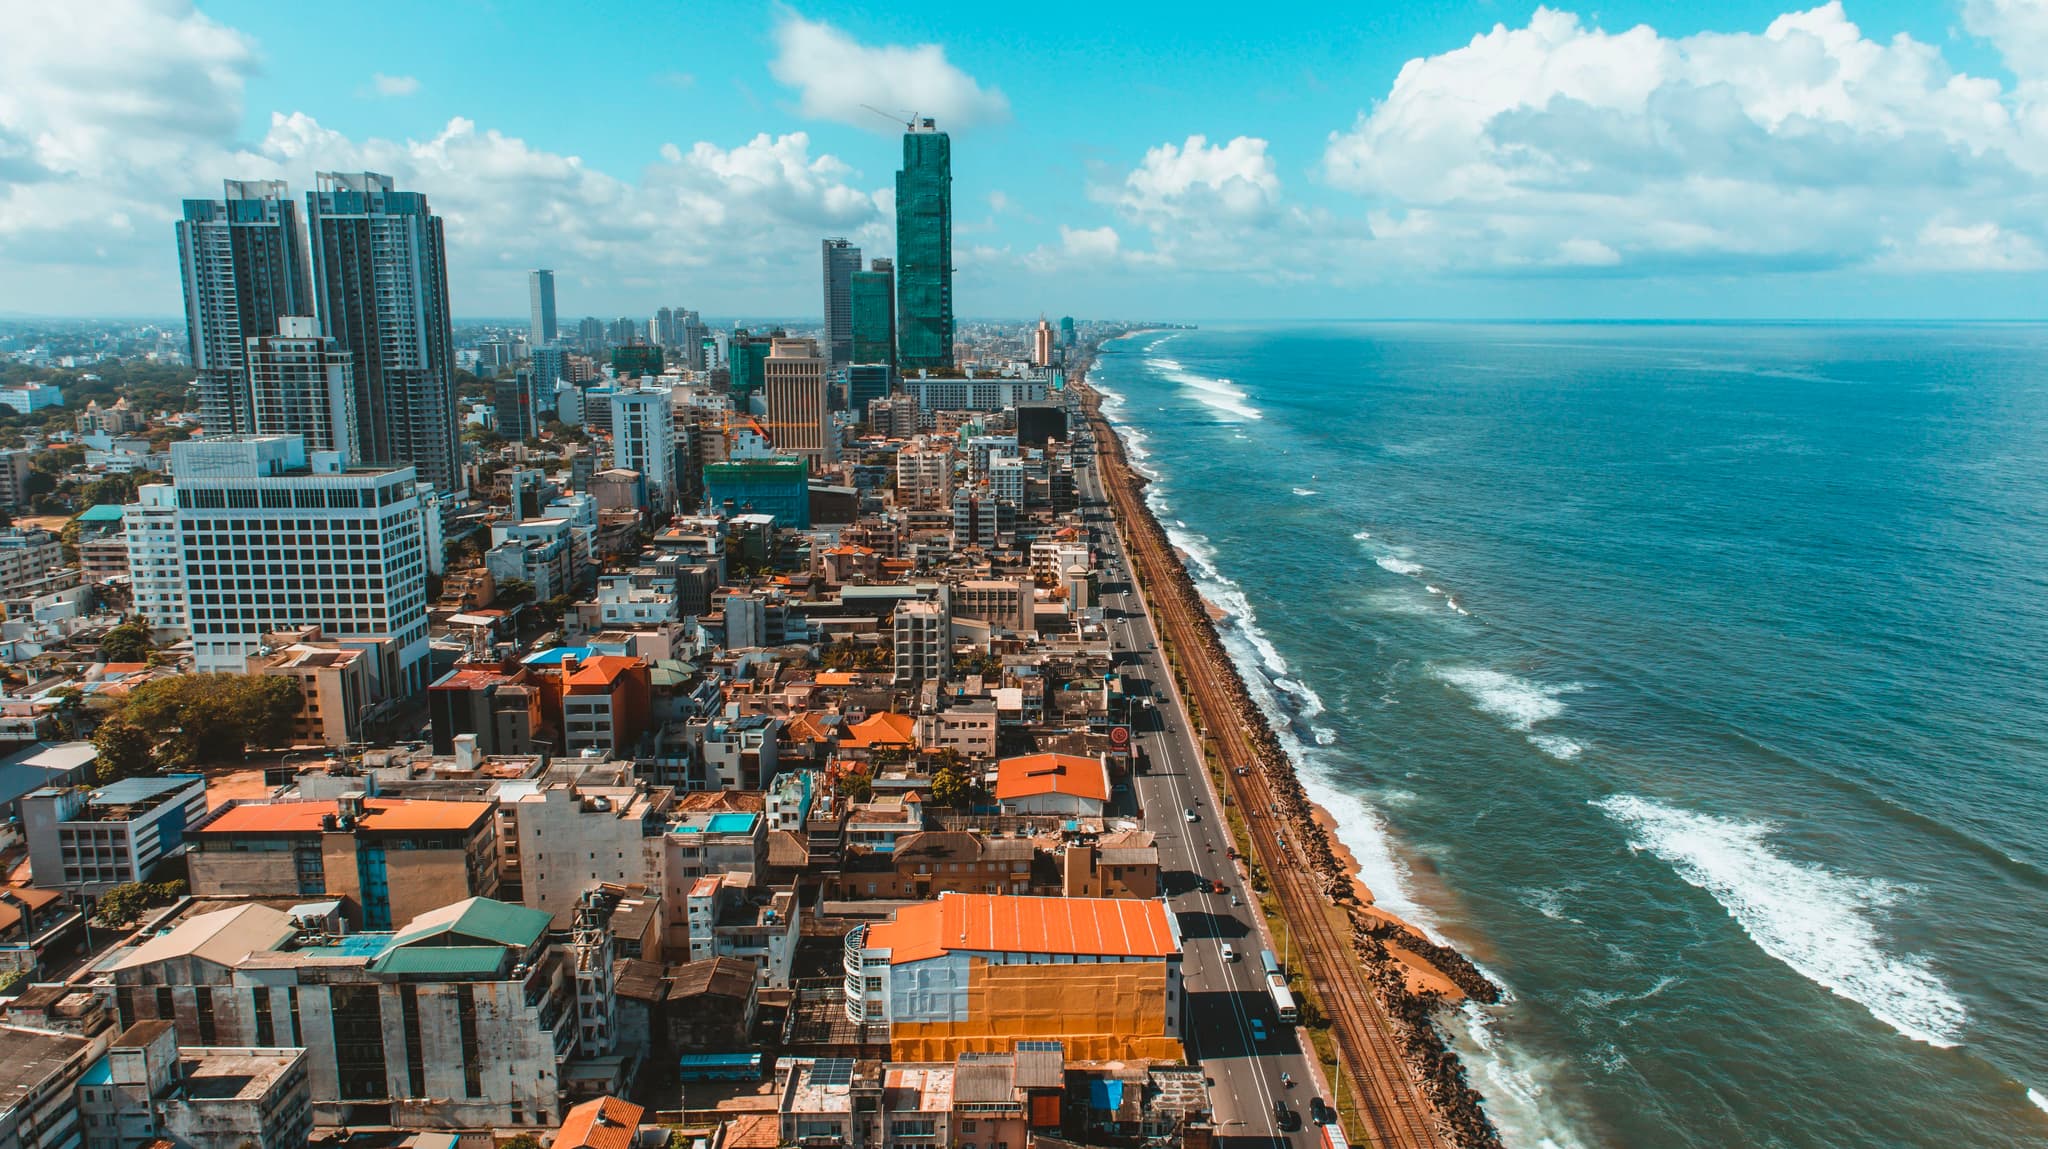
[1310,800,1467,1000]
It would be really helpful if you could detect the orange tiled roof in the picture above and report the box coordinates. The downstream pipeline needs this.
[814,671,857,687]
[841,711,917,749]
[565,654,644,687]
[556,1096,644,1149]
[994,753,1109,803]
[867,893,1178,965]
[197,798,492,836]
[784,712,834,743]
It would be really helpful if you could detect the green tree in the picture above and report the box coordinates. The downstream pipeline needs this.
[0,970,26,996]
[92,882,152,928]
[122,673,303,764]
[834,768,874,804]
[99,621,151,663]
[929,765,969,808]
[92,719,155,783]
[496,577,536,606]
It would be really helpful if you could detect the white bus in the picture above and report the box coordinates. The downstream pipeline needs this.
[1268,972,1298,1024]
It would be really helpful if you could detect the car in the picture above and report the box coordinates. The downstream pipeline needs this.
[1212,879,1228,894]
[1230,894,1241,907]
[1220,944,1237,963]
[1310,1098,1333,1126]
[1184,808,1199,822]
[1275,1104,1301,1132]
[1249,1018,1267,1042]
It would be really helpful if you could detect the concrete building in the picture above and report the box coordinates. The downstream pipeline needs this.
[895,442,953,509]
[561,653,651,757]
[905,377,1047,413]
[248,637,375,747]
[22,773,208,892]
[0,450,34,512]
[125,435,433,692]
[0,1024,96,1149]
[892,596,952,687]
[245,315,358,461]
[501,761,672,927]
[177,180,314,436]
[690,715,782,791]
[95,897,576,1129]
[822,238,861,370]
[702,455,809,528]
[844,893,1183,1061]
[763,338,834,467]
[953,579,1033,635]
[611,387,674,509]
[307,171,459,495]
[427,664,546,756]
[495,368,548,443]
[529,269,558,345]
[1033,317,1055,367]
[71,505,131,584]
[78,1021,313,1149]
[0,530,65,600]
[186,794,498,930]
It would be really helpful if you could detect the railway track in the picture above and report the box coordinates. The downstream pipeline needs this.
[1079,383,1447,1149]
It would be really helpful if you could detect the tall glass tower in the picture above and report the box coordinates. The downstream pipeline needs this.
[306,172,459,495]
[176,180,313,436]
[894,119,953,370]
[850,257,896,369]
[821,238,861,370]
[529,269,557,345]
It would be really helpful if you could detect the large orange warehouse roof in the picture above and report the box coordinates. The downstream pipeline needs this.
[868,893,1178,965]
[198,798,493,835]
[994,754,1109,803]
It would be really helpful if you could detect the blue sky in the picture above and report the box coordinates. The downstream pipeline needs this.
[4,0,2047,320]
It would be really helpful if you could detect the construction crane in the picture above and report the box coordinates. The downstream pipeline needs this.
[860,104,919,131]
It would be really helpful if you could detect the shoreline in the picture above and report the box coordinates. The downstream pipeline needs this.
[1075,340,1506,1149]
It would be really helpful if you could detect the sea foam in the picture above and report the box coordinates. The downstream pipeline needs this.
[1377,556,1425,576]
[1593,794,1968,1048]
[1435,667,1584,759]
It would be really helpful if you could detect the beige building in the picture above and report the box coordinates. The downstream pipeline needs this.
[764,337,835,466]
[896,440,954,509]
[953,578,1034,634]
[249,634,375,747]
[500,760,673,927]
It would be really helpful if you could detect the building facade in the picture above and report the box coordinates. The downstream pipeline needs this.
[306,171,459,495]
[245,316,359,462]
[895,122,954,370]
[850,257,896,369]
[764,338,834,467]
[822,238,861,370]
[529,269,558,345]
[21,774,208,892]
[177,179,314,436]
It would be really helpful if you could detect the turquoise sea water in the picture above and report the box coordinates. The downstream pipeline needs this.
[1091,324,2048,1149]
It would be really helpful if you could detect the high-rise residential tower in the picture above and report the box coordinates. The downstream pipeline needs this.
[821,238,861,370]
[176,180,314,435]
[851,257,896,369]
[894,120,953,370]
[306,172,460,495]
[529,269,558,345]
[611,386,675,508]
[245,316,358,462]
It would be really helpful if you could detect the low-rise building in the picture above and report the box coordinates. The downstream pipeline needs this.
[249,639,375,747]
[186,794,498,930]
[499,761,671,927]
[0,1023,96,1149]
[992,753,1110,818]
[77,1020,313,1149]
[561,653,651,757]
[844,893,1183,1062]
[21,773,208,892]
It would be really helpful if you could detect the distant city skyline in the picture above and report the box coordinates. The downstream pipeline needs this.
[7,1,2048,319]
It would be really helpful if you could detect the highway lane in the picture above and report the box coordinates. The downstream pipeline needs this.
[1071,422,1321,1147]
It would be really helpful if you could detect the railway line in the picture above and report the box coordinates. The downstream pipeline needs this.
[1077,379,1448,1149]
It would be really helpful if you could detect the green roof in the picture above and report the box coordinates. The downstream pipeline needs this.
[72,504,128,524]
[369,945,510,977]
[387,896,550,952]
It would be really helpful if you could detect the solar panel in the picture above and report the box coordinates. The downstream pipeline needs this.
[810,1058,855,1086]
[1016,1040,1064,1052]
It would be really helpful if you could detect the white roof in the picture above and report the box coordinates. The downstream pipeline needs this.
[111,904,296,972]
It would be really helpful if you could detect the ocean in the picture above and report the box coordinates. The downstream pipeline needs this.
[1088,323,2048,1149]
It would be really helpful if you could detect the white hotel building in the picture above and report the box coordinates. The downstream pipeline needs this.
[125,435,434,691]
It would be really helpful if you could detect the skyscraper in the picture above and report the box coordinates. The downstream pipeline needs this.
[529,269,558,345]
[1033,317,1055,367]
[176,180,313,435]
[494,369,546,443]
[1059,316,1076,348]
[245,316,358,462]
[306,172,460,495]
[894,120,954,370]
[654,306,677,349]
[611,386,675,508]
[851,257,896,369]
[764,337,835,467]
[821,238,861,369]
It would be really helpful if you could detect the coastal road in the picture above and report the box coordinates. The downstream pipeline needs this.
[1070,383,1447,1149]
[1072,421,1319,1147]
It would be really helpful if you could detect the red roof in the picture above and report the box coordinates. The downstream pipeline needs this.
[840,712,918,749]
[867,893,1179,965]
[556,1096,644,1149]
[994,753,1109,803]
[565,654,645,688]
[197,799,493,836]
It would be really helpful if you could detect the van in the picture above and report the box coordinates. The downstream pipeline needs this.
[1220,944,1237,963]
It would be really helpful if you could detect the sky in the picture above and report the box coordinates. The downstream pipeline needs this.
[4,0,2048,321]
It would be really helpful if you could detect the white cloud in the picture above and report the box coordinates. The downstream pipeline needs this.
[368,73,420,98]
[768,13,1009,132]
[0,0,889,314]
[1116,135,1281,223]
[1320,3,2048,275]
